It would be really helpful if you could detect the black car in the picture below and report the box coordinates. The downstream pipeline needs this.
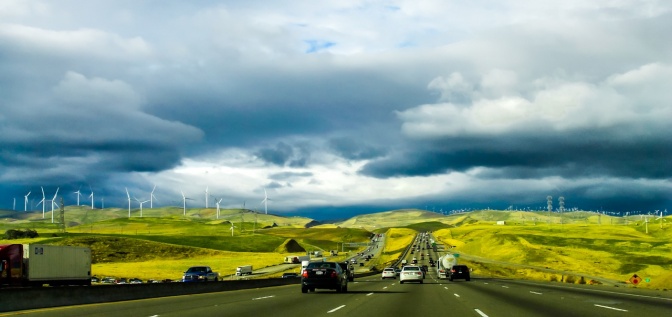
[301,262,348,293]
[449,265,471,281]
[337,262,355,281]
[282,273,299,278]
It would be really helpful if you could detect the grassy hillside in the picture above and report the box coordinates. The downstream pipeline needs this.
[434,214,672,289]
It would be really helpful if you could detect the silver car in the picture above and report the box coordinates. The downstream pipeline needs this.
[381,268,396,279]
[399,266,423,284]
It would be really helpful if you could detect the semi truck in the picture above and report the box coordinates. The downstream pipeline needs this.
[436,254,457,279]
[284,255,310,264]
[236,265,253,276]
[0,244,92,287]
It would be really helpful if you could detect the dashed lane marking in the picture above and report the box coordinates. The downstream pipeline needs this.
[328,305,346,313]
[366,293,374,296]
[475,309,489,317]
[252,295,275,300]
[595,304,628,312]
[454,293,460,298]
[502,285,509,288]
[530,291,542,295]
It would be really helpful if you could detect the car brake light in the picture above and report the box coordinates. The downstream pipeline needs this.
[331,271,338,278]
[301,270,308,278]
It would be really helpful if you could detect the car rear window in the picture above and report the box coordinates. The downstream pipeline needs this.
[403,266,420,271]
[307,262,336,269]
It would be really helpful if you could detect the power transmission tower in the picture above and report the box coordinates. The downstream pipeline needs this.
[547,196,553,225]
[59,197,66,233]
[559,196,565,225]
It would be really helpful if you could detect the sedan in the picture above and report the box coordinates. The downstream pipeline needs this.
[301,261,348,293]
[381,268,396,279]
[399,266,423,284]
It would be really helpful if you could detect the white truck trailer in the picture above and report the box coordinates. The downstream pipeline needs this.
[235,265,253,276]
[0,244,91,287]
[437,254,457,279]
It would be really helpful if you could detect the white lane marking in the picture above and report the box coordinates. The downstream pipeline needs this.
[366,293,374,296]
[484,282,489,285]
[383,286,388,289]
[502,285,509,288]
[475,309,489,317]
[530,291,543,295]
[252,295,275,300]
[328,305,346,313]
[454,293,460,298]
[444,287,449,290]
[595,304,628,312]
[149,315,159,317]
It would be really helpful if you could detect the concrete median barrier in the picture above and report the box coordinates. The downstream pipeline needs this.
[0,278,301,313]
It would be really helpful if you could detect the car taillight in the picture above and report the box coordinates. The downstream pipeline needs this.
[451,269,456,273]
[302,270,309,278]
[331,271,338,278]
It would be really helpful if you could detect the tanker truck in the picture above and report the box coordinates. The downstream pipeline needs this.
[0,244,91,287]
[436,254,457,279]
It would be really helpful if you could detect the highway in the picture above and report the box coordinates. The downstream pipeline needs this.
[3,234,670,317]
[6,271,670,317]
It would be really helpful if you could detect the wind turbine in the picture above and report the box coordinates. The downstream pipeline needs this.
[24,191,31,211]
[50,187,59,224]
[73,187,82,206]
[655,210,665,229]
[261,189,271,215]
[229,222,236,236]
[37,187,46,218]
[150,185,157,208]
[101,197,104,209]
[13,198,16,211]
[215,198,223,219]
[181,190,193,216]
[135,197,150,217]
[205,186,209,209]
[88,185,94,209]
[125,188,131,218]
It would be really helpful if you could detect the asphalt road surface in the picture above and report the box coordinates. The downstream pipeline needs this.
[4,234,669,317]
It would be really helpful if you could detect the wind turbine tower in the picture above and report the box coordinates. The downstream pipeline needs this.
[205,186,209,209]
[74,188,82,206]
[181,190,193,216]
[24,191,31,211]
[150,185,157,208]
[261,189,270,215]
[135,198,150,217]
[37,187,46,218]
[50,187,59,224]
[125,188,131,218]
[216,198,223,219]
[89,186,94,209]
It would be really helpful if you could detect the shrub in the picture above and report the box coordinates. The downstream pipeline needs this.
[3,229,39,240]
[565,275,576,284]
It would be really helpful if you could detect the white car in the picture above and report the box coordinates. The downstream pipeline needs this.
[399,266,423,284]
[381,268,396,279]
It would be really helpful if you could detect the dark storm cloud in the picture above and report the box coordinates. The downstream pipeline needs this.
[360,128,672,180]
[269,172,313,181]
[255,142,309,167]
[328,137,387,160]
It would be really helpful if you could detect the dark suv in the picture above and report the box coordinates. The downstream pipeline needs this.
[301,262,348,293]
[449,265,470,281]
[337,262,355,281]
